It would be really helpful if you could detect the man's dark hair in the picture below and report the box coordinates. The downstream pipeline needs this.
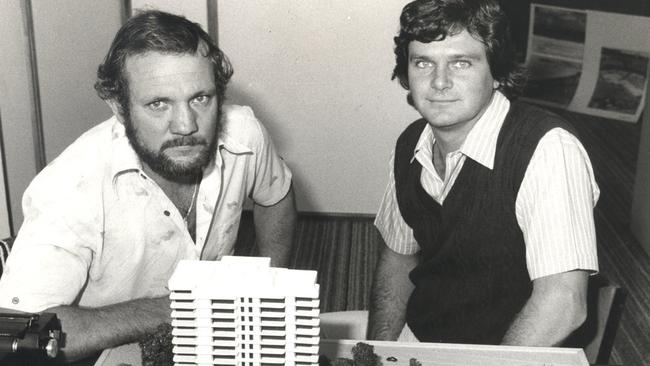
[94,10,233,113]
[392,0,526,101]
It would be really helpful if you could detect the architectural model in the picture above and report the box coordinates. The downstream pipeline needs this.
[168,257,321,366]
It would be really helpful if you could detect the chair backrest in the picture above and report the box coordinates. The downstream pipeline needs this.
[0,237,13,278]
[565,275,626,365]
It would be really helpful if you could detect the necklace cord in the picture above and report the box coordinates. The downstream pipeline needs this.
[183,175,201,224]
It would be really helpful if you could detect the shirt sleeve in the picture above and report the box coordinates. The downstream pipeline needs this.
[248,113,293,207]
[516,127,600,280]
[0,179,95,312]
[374,153,420,255]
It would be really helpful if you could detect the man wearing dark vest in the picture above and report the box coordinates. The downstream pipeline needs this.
[368,0,599,345]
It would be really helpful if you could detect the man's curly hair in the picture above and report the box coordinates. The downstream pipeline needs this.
[94,10,233,114]
[392,0,526,103]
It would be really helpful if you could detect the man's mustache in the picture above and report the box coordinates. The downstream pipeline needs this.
[161,136,207,150]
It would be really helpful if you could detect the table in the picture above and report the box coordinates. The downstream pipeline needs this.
[95,339,594,366]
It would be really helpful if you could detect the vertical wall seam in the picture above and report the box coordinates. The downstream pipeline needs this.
[22,0,46,171]
[0,111,14,236]
[207,0,218,46]
[121,0,132,23]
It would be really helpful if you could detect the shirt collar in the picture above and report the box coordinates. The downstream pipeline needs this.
[411,90,510,170]
[110,118,142,181]
[217,131,254,155]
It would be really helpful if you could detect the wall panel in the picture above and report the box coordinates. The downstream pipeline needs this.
[218,1,419,214]
[0,0,38,233]
[31,1,122,162]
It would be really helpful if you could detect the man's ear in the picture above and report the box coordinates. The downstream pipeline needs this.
[106,99,126,124]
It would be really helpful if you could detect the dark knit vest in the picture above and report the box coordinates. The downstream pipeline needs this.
[394,102,576,344]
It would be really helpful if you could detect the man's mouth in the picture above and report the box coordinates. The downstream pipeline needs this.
[166,143,205,153]
[162,143,206,160]
[428,98,458,103]
[168,145,198,152]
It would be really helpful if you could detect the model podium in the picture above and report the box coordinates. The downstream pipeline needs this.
[168,257,320,366]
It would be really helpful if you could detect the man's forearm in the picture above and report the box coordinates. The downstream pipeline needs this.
[50,296,171,362]
[253,185,297,268]
[501,270,589,346]
[367,245,417,341]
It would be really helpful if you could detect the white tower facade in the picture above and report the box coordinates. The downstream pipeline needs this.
[168,257,321,366]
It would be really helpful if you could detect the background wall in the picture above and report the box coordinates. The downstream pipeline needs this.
[0,1,121,233]
[218,1,419,214]
[0,0,39,235]
[31,1,120,162]
[130,0,209,31]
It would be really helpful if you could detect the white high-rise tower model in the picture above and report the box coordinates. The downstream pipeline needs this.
[168,257,321,366]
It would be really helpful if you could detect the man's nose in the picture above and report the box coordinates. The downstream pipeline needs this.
[170,104,198,135]
[431,66,452,91]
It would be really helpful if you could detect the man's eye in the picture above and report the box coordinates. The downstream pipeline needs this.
[450,60,471,70]
[192,95,210,105]
[415,60,433,69]
[148,100,167,111]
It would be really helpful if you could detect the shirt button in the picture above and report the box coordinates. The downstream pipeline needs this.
[164,210,170,216]
[12,297,19,304]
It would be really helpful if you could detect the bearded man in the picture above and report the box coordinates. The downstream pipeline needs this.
[0,10,296,363]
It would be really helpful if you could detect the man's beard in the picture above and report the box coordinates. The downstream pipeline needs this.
[123,112,221,182]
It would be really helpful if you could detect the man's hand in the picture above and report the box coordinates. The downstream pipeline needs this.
[367,243,418,341]
[501,270,589,346]
[49,296,171,362]
[253,185,297,268]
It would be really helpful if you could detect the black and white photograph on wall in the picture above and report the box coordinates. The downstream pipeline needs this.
[525,55,582,106]
[523,4,650,122]
[531,4,587,60]
[523,4,587,108]
[588,47,649,115]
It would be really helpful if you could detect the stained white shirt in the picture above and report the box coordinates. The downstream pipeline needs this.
[374,92,599,280]
[0,105,292,312]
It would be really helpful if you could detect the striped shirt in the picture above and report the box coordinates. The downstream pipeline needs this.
[374,92,599,280]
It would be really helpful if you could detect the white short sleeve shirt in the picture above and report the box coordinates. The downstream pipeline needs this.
[0,105,292,312]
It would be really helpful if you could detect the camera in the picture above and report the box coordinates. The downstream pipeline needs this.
[0,308,61,365]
